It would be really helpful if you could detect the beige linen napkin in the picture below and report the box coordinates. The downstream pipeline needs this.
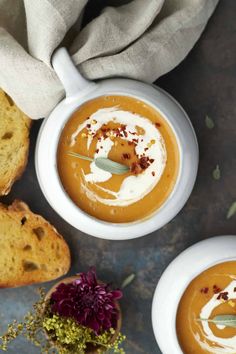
[0,0,219,119]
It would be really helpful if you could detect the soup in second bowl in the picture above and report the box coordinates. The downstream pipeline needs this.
[176,261,236,354]
[57,95,179,223]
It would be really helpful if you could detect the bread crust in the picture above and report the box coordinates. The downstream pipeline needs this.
[0,89,31,195]
[0,200,71,288]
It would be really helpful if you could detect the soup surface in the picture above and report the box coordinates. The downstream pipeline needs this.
[176,261,236,354]
[57,95,179,222]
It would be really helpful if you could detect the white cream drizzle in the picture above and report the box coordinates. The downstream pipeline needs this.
[70,107,167,207]
[195,279,236,353]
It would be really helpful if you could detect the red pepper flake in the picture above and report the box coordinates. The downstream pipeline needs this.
[130,156,155,175]
[200,287,209,294]
[213,285,221,294]
[152,171,155,176]
[95,149,99,154]
[130,162,143,175]
[114,128,121,137]
[217,291,229,301]
[139,156,149,169]
[86,123,91,129]
[234,287,236,292]
[132,138,138,144]
[101,127,109,133]
[144,147,149,151]
[155,122,161,128]
[123,130,128,138]
[128,141,134,146]
[122,153,131,160]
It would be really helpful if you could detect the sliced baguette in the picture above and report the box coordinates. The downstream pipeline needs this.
[0,200,71,288]
[0,89,31,195]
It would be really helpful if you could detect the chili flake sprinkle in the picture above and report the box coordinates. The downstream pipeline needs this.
[122,153,131,160]
[130,156,155,175]
[130,162,142,175]
[217,291,229,301]
[200,287,209,294]
[213,285,221,294]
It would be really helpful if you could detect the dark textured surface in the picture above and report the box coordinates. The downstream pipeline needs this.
[0,1,235,353]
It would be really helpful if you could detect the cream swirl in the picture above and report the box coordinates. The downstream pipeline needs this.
[70,107,167,207]
[196,279,236,353]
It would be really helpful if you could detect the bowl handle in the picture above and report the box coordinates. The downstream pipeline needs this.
[52,47,96,97]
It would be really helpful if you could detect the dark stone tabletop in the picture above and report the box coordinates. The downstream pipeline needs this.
[0,1,235,353]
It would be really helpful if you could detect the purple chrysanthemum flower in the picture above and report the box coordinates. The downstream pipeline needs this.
[50,268,122,334]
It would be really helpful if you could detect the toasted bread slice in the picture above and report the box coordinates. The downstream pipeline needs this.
[0,200,71,288]
[0,89,31,195]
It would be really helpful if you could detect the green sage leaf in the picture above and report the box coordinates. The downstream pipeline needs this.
[95,157,129,175]
[227,201,236,219]
[67,152,129,175]
[212,164,221,180]
[199,315,236,328]
[205,115,215,129]
[121,273,135,289]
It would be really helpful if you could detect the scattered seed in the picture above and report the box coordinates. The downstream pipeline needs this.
[205,115,215,129]
[121,273,136,289]
[212,165,221,180]
[227,201,236,219]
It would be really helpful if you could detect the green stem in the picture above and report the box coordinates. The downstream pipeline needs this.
[88,339,109,347]
[67,151,94,162]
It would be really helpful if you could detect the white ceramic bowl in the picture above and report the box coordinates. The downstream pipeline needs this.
[152,235,236,354]
[35,48,198,240]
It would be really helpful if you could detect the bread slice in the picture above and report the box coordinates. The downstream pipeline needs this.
[0,89,31,195]
[0,200,71,288]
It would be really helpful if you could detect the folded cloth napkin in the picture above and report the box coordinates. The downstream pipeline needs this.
[0,0,219,119]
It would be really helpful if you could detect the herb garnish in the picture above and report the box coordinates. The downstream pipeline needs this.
[68,151,130,175]
[227,201,236,219]
[205,115,215,129]
[198,315,236,328]
[121,274,136,289]
[212,164,221,180]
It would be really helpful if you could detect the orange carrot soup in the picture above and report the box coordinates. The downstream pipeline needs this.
[57,95,179,222]
[176,261,236,354]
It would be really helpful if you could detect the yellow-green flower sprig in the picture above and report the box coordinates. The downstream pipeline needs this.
[43,315,125,354]
[0,287,125,354]
[0,288,52,353]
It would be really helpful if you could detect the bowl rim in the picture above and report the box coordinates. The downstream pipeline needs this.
[35,77,198,240]
[151,235,236,354]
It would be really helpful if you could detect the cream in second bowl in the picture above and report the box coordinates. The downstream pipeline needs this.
[177,261,236,354]
[57,95,179,223]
